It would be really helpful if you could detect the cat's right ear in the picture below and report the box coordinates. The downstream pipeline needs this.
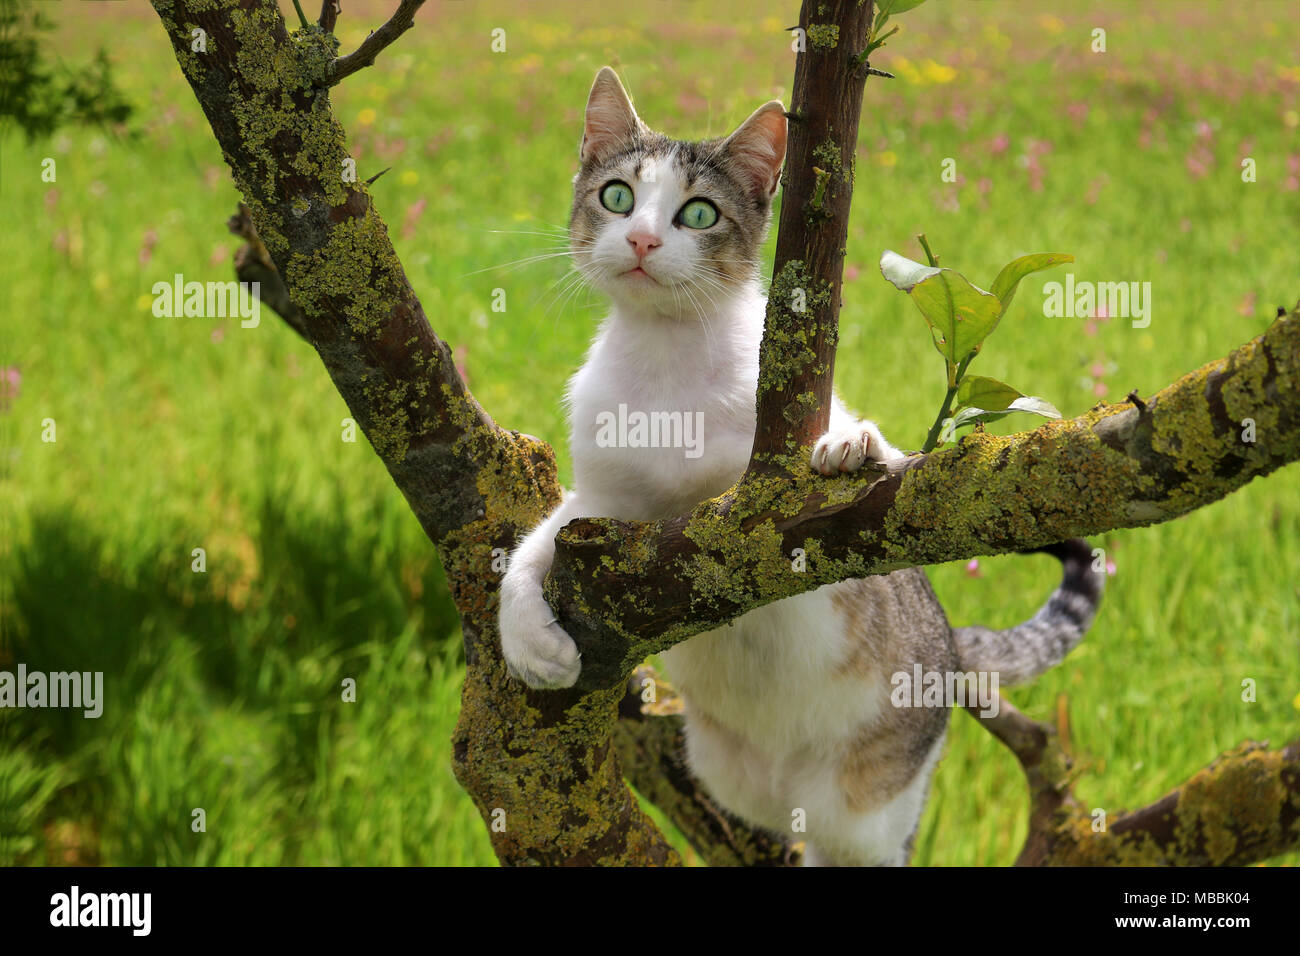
[580,67,644,165]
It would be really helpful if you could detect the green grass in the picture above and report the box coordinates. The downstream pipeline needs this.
[1,0,1298,866]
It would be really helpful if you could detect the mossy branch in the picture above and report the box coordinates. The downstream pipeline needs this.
[549,312,1299,692]
[752,0,880,465]
[152,0,677,866]
[965,700,1300,866]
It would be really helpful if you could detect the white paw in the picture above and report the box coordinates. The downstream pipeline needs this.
[499,590,582,689]
[811,421,901,476]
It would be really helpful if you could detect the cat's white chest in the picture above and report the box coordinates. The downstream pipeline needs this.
[567,300,762,519]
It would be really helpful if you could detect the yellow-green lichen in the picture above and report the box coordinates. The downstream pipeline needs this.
[883,409,1139,565]
[284,205,404,338]
[761,260,833,397]
[223,4,350,212]
[1219,338,1281,436]
[675,470,875,615]
[1150,362,1227,476]
[807,23,840,49]
[452,666,680,865]
[807,136,849,220]
[359,378,412,461]
[1051,743,1295,865]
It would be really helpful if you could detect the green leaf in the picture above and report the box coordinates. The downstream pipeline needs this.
[948,395,1063,433]
[877,0,928,16]
[948,405,1000,429]
[1005,395,1062,419]
[880,250,1003,366]
[938,416,958,445]
[879,250,940,291]
[989,253,1073,316]
[956,375,1023,412]
[910,272,1002,364]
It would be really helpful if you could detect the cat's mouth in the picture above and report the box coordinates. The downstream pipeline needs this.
[622,266,659,283]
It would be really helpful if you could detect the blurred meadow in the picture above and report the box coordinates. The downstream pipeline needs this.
[1,0,1298,865]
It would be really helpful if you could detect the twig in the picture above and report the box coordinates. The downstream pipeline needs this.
[326,0,427,86]
[917,232,939,267]
[226,204,310,341]
[963,696,1076,866]
[920,351,973,453]
[320,0,340,32]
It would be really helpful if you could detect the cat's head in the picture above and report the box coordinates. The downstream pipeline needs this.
[569,67,787,317]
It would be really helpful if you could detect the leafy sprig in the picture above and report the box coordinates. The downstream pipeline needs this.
[879,238,1072,453]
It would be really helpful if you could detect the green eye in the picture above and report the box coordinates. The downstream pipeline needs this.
[679,199,719,229]
[599,181,634,214]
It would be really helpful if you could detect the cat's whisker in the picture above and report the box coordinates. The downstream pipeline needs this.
[687,272,740,309]
[461,251,581,278]
[481,229,574,238]
[674,280,719,371]
[539,267,589,317]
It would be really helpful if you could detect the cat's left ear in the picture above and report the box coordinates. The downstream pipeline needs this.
[722,101,788,200]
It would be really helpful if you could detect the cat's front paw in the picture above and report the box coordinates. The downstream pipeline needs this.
[499,592,582,689]
[811,421,902,475]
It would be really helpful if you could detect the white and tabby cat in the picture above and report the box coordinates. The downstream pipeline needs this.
[499,68,1103,866]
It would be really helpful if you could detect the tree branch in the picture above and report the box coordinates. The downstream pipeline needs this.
[151,0,677,866]
[752,0,879,465]
[549,312,1299,691]
[319,0,340,33]
[325,0,425,86]
[1065,740,1300,865]
[965,701,1300,865]
[227,203,309,340]
[962,697,1077,866]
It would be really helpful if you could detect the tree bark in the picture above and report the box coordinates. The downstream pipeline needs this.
[752,0,878,464]
[160,0,1300,865]
[964,701,1300,866]
[152,0,675,865]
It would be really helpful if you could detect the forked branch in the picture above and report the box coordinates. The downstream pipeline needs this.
[326,0,426,86]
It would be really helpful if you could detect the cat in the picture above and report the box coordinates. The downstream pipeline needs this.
[498,67,1103,866]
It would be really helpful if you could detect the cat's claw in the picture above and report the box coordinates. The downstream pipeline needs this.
[500,605,582,689]
[811,422,900,476]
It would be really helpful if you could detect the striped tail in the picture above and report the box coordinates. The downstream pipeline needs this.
[954,538,1104,686]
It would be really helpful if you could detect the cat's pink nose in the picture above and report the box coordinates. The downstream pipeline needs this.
[627,230,662,259]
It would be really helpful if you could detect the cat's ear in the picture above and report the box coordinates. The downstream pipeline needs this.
[722,101,788,200]
[581,67,645,164]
